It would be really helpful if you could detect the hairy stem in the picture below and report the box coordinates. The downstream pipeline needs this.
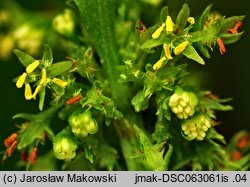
[75,0,144,170]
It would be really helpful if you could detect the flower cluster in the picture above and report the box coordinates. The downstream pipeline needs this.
[68,110,98,138]
[16,60,68,101]
[53,128,78,161]
[168,87,198,119]
[181,114,212,141]
[151,15,195,70]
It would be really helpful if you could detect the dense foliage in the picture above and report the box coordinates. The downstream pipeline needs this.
[1,0,250,170]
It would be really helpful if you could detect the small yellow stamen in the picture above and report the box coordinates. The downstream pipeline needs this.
[32,85,42,99]
[24,84,32,100]
[174,41,189,55]
[26,60,40,74]
[16,72,27,88]
[187,17,195,25]
[153,56,167,71]
[163,44,173,59]
[152,23,165,39]
[40,68,47,86]
[166,16,174,34]
[52,78,68,88]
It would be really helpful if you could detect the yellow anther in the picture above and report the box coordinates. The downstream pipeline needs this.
[40,68,47,86]
[52,78,68,88]
[152,23,165,39]
[163,44,173,59]
[187,17,195,25]
[16,72,27,88]
[166,16,174,34]
[24,84,32,100]
[153,56,167,71]
[174,41,189,55]
[32,85,42,99]
[26,60,40,74]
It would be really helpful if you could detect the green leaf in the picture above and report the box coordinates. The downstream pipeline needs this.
[98,144,118,171]
[131,91,149,112]
[182,44,205,65]
[81,81,123,120]
[199,4,212,29]
[47,61,73,77]
[42,44,53,67]
[194,43,211,58]
[39,86,46,111]
[207,128,226,144]
[13,49,36,67]
[155,95,171,121]
[17,121,45,150]
[51,83,65,96]
[199,97,233,111]
[174,3,190,34]
[44,126,54,140]
[84,144,94,164]
[13,113,35,121]
[220,15,245,33]
[133,125,169,170]
[190,31,203,42]
[14,106,61,149]
[152,121,171,144]
[160,6,169,22]
[140,35,172,49]
[220,31,245,45]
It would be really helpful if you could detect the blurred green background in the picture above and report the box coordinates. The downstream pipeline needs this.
[0,0,249,170]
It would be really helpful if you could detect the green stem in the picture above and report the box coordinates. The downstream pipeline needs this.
[75,0,145,170]
[74,0,129,110]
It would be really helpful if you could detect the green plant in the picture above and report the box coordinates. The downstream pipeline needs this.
[1,0,250,170]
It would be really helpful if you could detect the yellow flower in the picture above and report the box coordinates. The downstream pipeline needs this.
[163,44,173,59]
[166,16,174,34]
[32,85,42,99]
[24,84,32,100]
[187,17,195,25]
[174,41,189,55]
[169,88,198,119]
[153,56,166,71]
[40,68,47,86]
[26,60,40,74]
[152,23,165,39]
[181,114,211,141]
[16,72,27,88]
[52,78,68,88]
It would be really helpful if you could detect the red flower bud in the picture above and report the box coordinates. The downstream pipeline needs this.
[6,140,18,157]
[237,135,249,149]
[28,147,38,164]
[4,133,18,147]
[217,38,226,55]
[21,151,28,162]
[227,21,242,34]
[66,95,81,105]
[232,150,241,161]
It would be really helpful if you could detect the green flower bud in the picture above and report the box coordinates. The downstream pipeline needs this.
[53,128,78,160]
[169,88,198,119]
[53,9,74,36]
[68,109,98,138]
[181,114,212,141]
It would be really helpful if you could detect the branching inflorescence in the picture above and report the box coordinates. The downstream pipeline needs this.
[1,1,249,171]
